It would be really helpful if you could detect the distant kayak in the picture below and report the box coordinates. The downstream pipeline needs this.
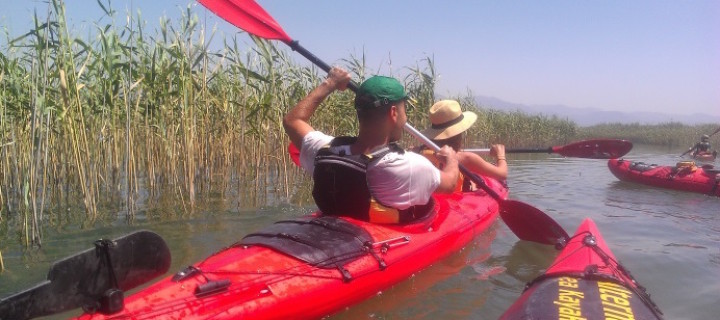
[500,218,663,320]
[607,159,720,196]
[692,151,717,162]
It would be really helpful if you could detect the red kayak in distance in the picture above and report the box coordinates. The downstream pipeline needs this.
[74,178,507,319]
[607,158,720,197]
[501,218,663,320]
[692,151,717,163]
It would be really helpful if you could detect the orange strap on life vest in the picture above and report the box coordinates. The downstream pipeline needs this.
[420,149,464,193]
[368,198,401,224]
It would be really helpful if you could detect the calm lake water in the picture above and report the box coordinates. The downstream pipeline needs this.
[1,144,718,319]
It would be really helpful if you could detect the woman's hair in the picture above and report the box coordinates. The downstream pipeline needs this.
[431,132,464,151]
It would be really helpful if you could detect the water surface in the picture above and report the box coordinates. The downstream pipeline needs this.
[1,145,718,319]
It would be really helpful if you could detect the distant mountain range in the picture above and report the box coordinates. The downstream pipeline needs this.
[471,95,720,126]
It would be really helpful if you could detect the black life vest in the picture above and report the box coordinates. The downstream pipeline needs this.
[696,141,711,153]
[312,137,434,224]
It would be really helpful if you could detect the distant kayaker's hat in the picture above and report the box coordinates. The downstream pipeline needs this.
[355,76,408,109]
[701,134,710,141]
[422,100,477,140]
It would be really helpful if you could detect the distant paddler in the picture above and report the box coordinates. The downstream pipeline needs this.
[681,134,717,160]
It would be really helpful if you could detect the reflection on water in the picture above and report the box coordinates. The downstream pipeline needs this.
[501,151,719,320]
[328,227,499,320]
[1,147,719,319]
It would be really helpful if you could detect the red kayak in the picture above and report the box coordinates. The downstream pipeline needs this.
[692,151,717,162]
[607,158,720,196]
[72,178,506,319]
[501,218,663,319]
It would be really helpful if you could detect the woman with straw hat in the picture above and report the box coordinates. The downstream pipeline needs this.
[420,100,507,192]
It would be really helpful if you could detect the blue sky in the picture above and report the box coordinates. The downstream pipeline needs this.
[3,0,719,117]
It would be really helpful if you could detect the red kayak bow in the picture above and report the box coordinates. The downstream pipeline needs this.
[500,218,663,319]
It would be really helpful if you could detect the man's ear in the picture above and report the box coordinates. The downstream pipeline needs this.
[389,105,398,122]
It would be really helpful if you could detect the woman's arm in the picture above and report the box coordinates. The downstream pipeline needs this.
[458,144,507,180]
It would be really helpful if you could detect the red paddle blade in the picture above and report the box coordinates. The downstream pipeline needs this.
[288,142,300,166]
[199,0,292,43]
[552,139,633,159]
[500,200,569,245]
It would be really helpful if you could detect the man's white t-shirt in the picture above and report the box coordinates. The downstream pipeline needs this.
[300,131,441,210]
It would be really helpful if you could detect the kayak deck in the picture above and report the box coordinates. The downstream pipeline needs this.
[76,178,507,319]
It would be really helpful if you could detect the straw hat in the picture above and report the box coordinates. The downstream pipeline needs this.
[422,100,477,140]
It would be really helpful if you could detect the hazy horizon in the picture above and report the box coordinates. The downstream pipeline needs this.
[4,0,719,118]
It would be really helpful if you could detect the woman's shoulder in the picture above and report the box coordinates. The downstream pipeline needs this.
[458,150,484,161]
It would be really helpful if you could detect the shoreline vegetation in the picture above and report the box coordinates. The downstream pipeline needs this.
[0,0,716,252]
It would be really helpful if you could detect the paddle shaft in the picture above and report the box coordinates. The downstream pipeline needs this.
[287,41,360,92]
[464,147,553,154]
[453,139,634,159]
[712,126,720,137]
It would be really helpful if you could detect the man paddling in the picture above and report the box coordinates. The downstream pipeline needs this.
[283,67,459,224]
[682,134,714,157]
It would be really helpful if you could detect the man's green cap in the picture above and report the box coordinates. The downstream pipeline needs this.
[355,76,408,109]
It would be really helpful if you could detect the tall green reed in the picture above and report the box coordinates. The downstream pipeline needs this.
[0,0,580,247]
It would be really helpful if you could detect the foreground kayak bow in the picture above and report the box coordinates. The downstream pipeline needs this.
[501,218,663,319]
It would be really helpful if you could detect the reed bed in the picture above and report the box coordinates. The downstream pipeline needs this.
[0,0,308,247]
[0,0,579,248]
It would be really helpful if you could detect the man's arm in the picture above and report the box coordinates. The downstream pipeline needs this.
[434,145,459,193]
[681,143,698,157]
[283,67,351,149]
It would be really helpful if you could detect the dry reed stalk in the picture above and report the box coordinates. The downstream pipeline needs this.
[29,59,42,246]
[0,0,590,248]
[0,72,6,217]
[59,68,96,218]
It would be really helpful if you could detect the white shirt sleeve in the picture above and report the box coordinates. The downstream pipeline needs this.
[366,151,441,210]
[299,131,334,175]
